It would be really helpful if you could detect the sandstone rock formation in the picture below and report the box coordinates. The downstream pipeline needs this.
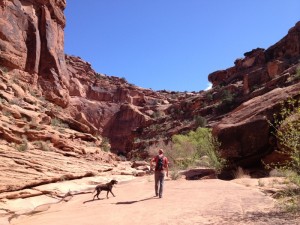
[0,65,123,194]
[211,21,300,167]
[1,0,300,198]
[0,0,69,106]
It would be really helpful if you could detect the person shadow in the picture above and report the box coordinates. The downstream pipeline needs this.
[114,196,157,205]
[83,196,158,205]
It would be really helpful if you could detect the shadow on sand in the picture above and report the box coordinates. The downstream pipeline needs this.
[83,198,105,204]
[114,196,157,205]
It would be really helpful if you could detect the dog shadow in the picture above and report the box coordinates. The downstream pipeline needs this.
[114,196,155,205]
[83,198,105,204]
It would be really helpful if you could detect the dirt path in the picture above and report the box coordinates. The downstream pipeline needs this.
[9,177,299,225]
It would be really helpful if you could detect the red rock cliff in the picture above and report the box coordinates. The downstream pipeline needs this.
[0,0,69,106]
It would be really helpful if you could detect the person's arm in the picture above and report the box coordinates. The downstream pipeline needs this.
[165,158,169,177]
[150,157,155,171]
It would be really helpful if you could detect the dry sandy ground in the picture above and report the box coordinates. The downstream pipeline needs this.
[5,176,300,225]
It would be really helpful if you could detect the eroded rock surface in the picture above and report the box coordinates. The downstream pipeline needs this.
[0,0,300,206]
[0,0,69,106]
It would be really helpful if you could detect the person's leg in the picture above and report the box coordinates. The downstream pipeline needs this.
[154,171,159,196]
[158,171,165,198]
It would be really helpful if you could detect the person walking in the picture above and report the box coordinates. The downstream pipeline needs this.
[150,149,169,198]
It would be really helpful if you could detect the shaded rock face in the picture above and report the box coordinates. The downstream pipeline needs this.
[0,0,69,106]
[213,84,300,167]
[210,22,300,167]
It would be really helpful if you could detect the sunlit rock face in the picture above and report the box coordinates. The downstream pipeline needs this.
[1,0,300,168]
[0,0,69,107]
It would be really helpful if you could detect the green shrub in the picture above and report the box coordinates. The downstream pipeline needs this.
[268,98,300,213]
[205,92,213,101]
[221,90,234,105]
[95,73,103,79]
[270,99,300,174]
[166,127,226,172]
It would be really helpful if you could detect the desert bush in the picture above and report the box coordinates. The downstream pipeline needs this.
[233,167,250,179]
[269,169,287,177]
[152,111,164,118]
[269,98,300,174]
[194,115,207,127]
[295,67,300,80]
[100,137,111,152]
[275,182,300,213]
[10,98,23,106]
[258,179,265,187]
[2,110,12,117]
[95,73,103,79]
[168,128,226,172]
[51,118,69,128]
[221,89,235,105]
[145,128,226,173]
[0,66,8,73]
[0,97,7,104]
[268,98,300,213]
[34,141,51,151]
[170,169,181,180]
[205,92,213,101]
[146,139,172,158]
[16,139,29,152]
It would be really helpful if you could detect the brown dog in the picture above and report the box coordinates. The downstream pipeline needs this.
[93,179,118,200]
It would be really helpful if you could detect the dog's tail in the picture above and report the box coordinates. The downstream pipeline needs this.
[92,187,96,194]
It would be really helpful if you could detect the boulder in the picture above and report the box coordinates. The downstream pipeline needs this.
[213,83,300,167]
[180,168,216,180]
[132,161,149,168]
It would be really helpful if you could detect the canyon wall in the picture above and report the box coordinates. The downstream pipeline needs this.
[1,0,300,168]
[0,0,69,106]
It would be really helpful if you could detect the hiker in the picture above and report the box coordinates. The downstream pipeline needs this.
[150,149,169,198]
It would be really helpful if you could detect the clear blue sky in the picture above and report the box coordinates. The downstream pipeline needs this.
[64,1,300,92]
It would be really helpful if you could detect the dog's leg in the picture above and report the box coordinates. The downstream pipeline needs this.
[97,190,102,199]
[110,190,115,197]
[106,190,110,199]
[93,192,97,200]
[93,188,98,200]
[93,189,101,200]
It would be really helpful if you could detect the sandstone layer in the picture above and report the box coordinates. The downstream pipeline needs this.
[0,0,300,197]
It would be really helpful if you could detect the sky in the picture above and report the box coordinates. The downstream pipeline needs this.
[64,1,300,92]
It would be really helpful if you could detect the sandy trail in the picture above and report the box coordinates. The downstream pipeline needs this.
[9,177,297,225]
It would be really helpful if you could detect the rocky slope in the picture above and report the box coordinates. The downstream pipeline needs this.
[0,0,300,196]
